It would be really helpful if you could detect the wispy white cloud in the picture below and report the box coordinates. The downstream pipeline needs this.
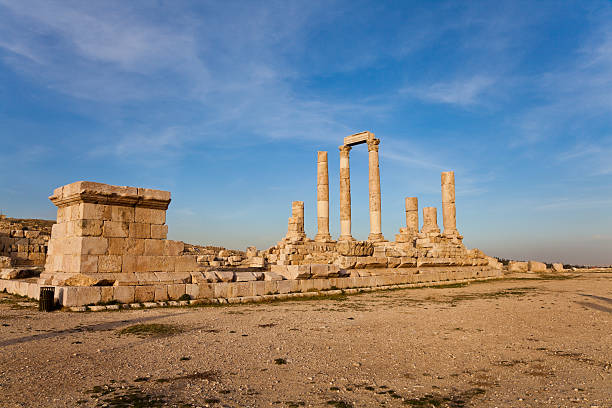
[534,197,612,211]
[381,150,446,171]
[402,75,497,107]
[555,137,612,175]
[0,0,387,150]
[510,7,612,146]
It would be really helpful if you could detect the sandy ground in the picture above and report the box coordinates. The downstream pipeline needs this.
[0,271,610,408]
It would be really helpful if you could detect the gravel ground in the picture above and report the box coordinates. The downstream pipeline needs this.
[0,271,610,408]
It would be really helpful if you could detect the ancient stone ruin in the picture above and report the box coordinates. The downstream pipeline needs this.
[0,132,503,307]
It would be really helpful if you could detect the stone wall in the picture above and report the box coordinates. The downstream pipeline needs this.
[0,216,52,267]
[0,263,501,307]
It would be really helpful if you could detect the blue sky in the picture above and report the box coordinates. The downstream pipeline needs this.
[1,0,612,265]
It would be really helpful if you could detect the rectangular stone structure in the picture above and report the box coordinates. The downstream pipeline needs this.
[38,181,189,286]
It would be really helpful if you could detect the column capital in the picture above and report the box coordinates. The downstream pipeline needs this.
[367,138,380,152]
[339,144,352,154]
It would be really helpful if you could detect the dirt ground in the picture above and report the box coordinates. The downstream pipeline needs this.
[0,271,610,408]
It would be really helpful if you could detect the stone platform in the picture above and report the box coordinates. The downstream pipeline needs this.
[0,266,501,308]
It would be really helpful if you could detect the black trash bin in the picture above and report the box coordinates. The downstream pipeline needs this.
[39,287,55,312]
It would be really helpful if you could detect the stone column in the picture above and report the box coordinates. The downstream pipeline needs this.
[338,145,354,241]
[396,197,419,242]
[421,207,440,234]
[367,138,385,241]
[314,151,332,242]
[405,197,419,234]
[441,171,458,235]
[286,201,306,241]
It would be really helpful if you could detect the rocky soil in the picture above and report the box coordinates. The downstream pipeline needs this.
[0,270,610,407]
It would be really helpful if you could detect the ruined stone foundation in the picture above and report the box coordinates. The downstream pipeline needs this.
[0,132,503,307]
[0,179,500,307]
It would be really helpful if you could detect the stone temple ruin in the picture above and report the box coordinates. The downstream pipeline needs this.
[0,132,501,307]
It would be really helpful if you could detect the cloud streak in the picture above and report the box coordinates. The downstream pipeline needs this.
[402,75,497,107]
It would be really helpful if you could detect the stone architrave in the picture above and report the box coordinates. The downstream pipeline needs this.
[344,131,374,146]
[314,151,332,242]
[367,138,385,242]
[421,207,440,234]
[441,171,458,236]
[285,201,306,242]
[338,145,354,241]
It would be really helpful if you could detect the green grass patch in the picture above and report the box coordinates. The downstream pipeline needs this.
[431,282,469,289]
[442,287,537,303]
[404,388,485,407]
[117,324,183,338]
[327,401,353,408]
[155,371,218,383]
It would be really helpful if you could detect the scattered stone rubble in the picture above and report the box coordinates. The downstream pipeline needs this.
[507,260,566,273]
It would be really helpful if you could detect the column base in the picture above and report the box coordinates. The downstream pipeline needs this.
[367,233,386,242]
[338,235,355,242]
[284,234,307,243]
[442,231,463,240]
[314,233,333,243]
[418,232,442,241]
[395,233,415,243]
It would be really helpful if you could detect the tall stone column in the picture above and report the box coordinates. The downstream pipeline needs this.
[338,145,354,241]
[421,207,440,234]
[405,197,419,234]
[315,151,332,242]
[441,171,458,235]
[367,138,385,242]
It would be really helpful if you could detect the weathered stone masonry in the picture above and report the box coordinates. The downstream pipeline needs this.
[0,216,51,267]
[38,181,193,287]
[267,130,496,282]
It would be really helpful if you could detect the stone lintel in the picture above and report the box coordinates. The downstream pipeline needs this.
[343,131,375,147]
[49,181,171,210]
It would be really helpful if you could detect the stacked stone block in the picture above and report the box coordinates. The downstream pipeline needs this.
[0,218,51,267]
[396,197,418,242]
[284,201,306,243]
[39,181,195,286]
